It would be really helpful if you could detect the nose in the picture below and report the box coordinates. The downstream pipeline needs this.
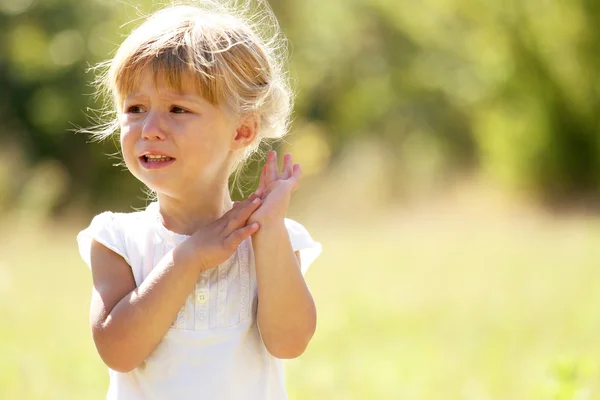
[141,111,167,141]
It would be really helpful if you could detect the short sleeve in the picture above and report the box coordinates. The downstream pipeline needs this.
[76,211,131,268]
[284,218,322,275]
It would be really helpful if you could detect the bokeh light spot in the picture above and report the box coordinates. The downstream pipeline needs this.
[0,0,35,15]
[286,123,331,177]
[50,30,85,67]
[29,88,69,134]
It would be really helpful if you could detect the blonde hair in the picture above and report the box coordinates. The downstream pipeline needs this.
[87,1,293,189]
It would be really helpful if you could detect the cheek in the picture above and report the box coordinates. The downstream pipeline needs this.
[119,125,138,162]
[190,134,225,160]
[119,123,135,145]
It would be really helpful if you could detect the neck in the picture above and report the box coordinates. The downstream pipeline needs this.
[155,180,233,236]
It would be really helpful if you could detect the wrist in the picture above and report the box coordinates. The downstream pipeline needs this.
[251,219,287,246]
[176,236,207,273]
[250,214,286,229]
[250,217,288,247]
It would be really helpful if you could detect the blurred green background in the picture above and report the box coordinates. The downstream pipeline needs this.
[1,0,600,399]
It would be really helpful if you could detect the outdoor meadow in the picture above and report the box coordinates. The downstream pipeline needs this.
[2,0,600,399]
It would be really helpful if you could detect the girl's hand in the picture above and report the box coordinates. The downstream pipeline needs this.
[184,193,262,271]
[248,151,301,225]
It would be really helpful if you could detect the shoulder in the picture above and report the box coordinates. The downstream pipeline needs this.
[283,218,322,274]
[86,208,150,241]
[284,218,317,249]
[76,207,154,269]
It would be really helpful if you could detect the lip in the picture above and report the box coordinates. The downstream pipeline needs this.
[139,150,175,158]
[138,151,176,170]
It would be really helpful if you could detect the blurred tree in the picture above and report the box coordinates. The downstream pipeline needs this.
[0,0,144,214]
[0,0,598,215]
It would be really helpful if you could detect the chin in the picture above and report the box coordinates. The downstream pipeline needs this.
[145,182,179,198]
[130,173,174,198]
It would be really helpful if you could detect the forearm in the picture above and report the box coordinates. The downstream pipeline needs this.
[252,219,317,359]
[94,242,201,371]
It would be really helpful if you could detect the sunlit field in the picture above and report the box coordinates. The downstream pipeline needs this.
[2,197,600,399]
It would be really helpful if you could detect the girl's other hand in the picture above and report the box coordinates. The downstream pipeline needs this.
[184,193,262,271]
[249,151,301,225]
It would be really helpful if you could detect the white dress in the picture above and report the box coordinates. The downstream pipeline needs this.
[77,202,321,400]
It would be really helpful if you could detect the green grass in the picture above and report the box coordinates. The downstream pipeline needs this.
[2,207,600,399]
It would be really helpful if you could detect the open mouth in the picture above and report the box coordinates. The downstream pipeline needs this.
[141,155,174,162]
[139,154,176,168]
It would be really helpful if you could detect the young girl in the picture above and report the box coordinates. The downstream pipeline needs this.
[76,2,321,399]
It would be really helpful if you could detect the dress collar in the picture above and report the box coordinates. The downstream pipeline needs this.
[145,202,189,246]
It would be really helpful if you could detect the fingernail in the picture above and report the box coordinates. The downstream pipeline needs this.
[252,198,260,204]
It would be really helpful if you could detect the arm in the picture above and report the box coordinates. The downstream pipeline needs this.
[252,221,317,359]
[89,196,262,372]
[249,151,317,359]
[90,240,206,372]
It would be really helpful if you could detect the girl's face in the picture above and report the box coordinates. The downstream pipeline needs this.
[119,68,237,197]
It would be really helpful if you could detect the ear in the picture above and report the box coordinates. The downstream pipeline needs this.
[231,114,259,151]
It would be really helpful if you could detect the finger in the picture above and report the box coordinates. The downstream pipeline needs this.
[258,164,266,191]
[289,163,302,191]
[280,153,293,180]
[235,196,262,224]
[225,193,257,218]
[254,188,264,198]
[266,151,278,184]
[224,223,260,250]
[232,192,259,215]
[226,196,261,231]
